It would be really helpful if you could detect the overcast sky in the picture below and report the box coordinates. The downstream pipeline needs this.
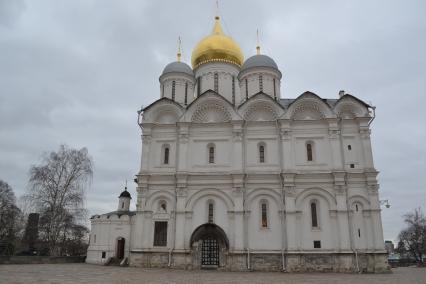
[1,0,425,242]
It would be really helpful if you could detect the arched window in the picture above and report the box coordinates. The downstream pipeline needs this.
[259,143,265,163]
[306,142,313,161]
[260,200,268,228]
[163,146,170,164]
[259,75,263,92]
[121,202,124,209]
[214,72,219,92]
[311,201,318,228]
[273,78,277,100]
[208,201,214,223]
[159,200,167,213]
[184,82,188,105]
[171,80,176,101]
[232,76,236,106]
[245,79,248,99]
[208,144,215,164]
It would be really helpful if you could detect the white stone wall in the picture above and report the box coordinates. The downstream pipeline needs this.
[86,214,132,264]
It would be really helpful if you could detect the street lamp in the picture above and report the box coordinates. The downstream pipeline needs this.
[380,199,391,208]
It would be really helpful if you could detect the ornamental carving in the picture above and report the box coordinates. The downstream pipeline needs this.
[334,98,368,119]
[292,100,326,120]
[191,102,232,123]
[244,103,277,121]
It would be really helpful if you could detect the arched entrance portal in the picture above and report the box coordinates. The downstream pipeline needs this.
[190,223,229,269]
[116,237,125,259]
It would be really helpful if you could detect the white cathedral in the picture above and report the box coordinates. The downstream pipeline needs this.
[86,15,389,272]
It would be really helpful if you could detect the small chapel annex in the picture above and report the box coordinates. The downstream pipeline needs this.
[86,14,389,272]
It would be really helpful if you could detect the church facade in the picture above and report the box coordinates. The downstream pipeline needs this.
[86,15,389,272]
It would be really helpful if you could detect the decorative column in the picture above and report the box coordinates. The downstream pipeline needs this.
[140,125,152,172]
[327,118,344,170]
[283,173,297,251]
[333,172,351,251]
[174,175,188,251]
[279,120,292,170]
[177,122,190,172]
[366,173,385,250]
[232,175,245,251]
[358,119,375,170]
[231,121,244,173]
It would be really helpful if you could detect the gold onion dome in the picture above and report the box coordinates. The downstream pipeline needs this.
[191,16,244,69]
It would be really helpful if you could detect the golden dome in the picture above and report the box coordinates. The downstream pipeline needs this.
[191,16,244,69]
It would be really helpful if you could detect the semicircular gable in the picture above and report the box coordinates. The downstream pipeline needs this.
[239,94,284,121]
[284,92,335,120]
[334,97,369,119]
[143,99,184,124]
[183,91,239,123]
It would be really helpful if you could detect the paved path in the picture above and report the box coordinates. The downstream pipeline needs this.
[0,264,425,284]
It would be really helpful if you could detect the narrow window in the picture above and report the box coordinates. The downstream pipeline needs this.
[121,202,124,209]
[259,75,263,92]
[214,72,219,92]
[184,82,188,105]
[101,251,106,258]
[311,202,318,228]
[197,77,201,97]
[348,145,352,150]
[245,79,248,99]
[307,143,313,161]
[208,202,214,223]
[171,80,176,101]
[259,145,265,163]
[153,221,168,246]
[273,78,277,100]
[208,146,215,164]
[164,147,169,164]
[358,228,361,238]
[261,202,268,228]
[350,163,355,168]
[232,76,235,106]
[355,204,358,212]
[313,240,321,248]
[94,234,96,243]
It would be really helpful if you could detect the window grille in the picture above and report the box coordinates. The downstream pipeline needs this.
[153,221,168,246]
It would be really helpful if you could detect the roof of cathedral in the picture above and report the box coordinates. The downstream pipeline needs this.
[161,61,194,76]
[241,54,279,71]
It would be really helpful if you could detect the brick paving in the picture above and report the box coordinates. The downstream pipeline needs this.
[0,264,425,284]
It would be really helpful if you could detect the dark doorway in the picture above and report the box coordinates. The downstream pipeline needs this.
[116,238,125,259]
[201,236,219,266]
[190,223,229,269]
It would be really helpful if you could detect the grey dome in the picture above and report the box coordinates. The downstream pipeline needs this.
[241,54,279,71]
[119,190,131,199]
[162,61,194,76]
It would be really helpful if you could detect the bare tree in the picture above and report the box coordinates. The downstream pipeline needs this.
[398,208,426,264]
[0,180,22,255]
[27,145,93,255]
